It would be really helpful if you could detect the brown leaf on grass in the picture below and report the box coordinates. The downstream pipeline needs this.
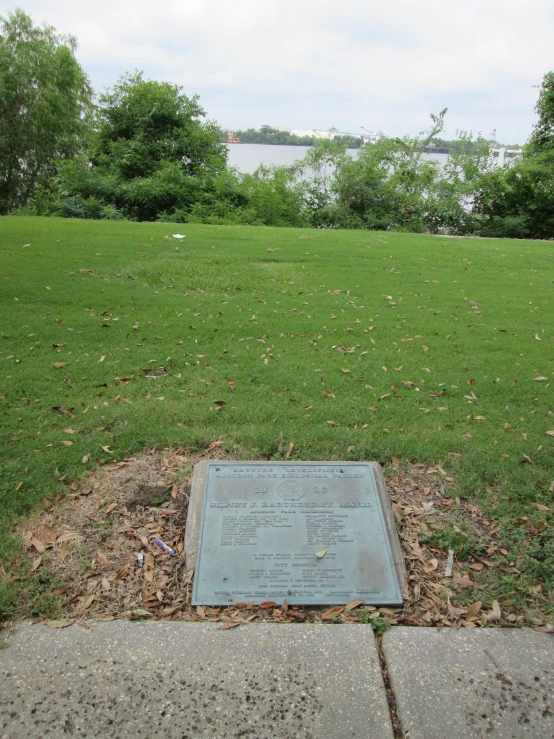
[59,440,73,447]
[322,390,336,398]
[14,481,22,491]
[533,376,548,381]
[545,430,554,437]
[327,420,338,426]
[259,601,278,609]
[82,454,89,464]
[285,442,294,459]
[30,556,42,573]
[424,558,439,573]
[177,423,188,429]
[322,606,344,621]
[391,456,401,468]
[114,564,129,581]
[56,532,82,544]
[63,428,77,434]
[453,573,475,589]
[52,362,68,369]
[96,551,109,566]
[43,524,57,543]
[207,435,224,450]
[80,595,96,610]
[344,599,364,612]
[485,600,501,621]
[534,503,550,512]
[465,601,482,620]
[469,563,485,572]
[100,445,113,454]
[30,537,45,554]
[171,484,178,498]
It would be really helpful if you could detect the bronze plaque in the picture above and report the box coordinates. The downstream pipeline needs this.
[191,462,403,606]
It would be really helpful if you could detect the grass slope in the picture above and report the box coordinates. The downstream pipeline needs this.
[1,217,553,618]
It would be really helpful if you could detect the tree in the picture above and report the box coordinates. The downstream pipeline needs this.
[527,71,554,156]
[60,72,228,221]
[0,9,92,213]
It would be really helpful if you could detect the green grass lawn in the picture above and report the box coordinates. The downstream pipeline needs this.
[1,217,553,619]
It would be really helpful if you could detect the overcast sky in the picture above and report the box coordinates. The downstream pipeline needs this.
[4,0,552,142]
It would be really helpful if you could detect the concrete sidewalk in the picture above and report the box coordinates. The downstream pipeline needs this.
[1,622,553,738]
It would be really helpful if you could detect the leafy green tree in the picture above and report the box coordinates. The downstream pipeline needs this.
[54,72,228,221]
[0,9,92,213]
[527,71,554,156]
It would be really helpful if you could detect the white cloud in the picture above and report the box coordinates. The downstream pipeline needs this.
[4,0,551,140]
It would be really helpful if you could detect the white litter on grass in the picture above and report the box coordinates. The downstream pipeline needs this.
[445,548,454,577]
[172,234,186,239]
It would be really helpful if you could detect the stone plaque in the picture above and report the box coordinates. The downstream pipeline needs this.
[188,462,404,607]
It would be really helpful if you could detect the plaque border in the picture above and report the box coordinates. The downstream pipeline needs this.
[186,461,406,605]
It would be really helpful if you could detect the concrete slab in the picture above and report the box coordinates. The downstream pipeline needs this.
[382,627,554,738]
[0,622,393,739]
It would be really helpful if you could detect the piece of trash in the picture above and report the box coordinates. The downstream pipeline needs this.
[228,381,234,392]
[172,234,186,239]
[155,539,175,555]
[316,546,329,559]
[445,548,454,577]
[137,551,144,567]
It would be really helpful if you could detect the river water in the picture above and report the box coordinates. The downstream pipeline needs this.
[225,143,448,174]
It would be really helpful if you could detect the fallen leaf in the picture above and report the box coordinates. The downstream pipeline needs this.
[546,431,554,437]
[285,442,294,459]
[465,601,482,619]
[322,606,344,621]
[316,546,329,559]
[98,355,105,363]
[259,601,278,609]
[59,440,73,446]
[391,456,401,468]
[535,503,550,512]
[100,445,113,454]
[197,606,206,618]
[30,556,42,573]
[46,620,72,628]
[82,454,89,464]
[344,599,364,612]
[30,537,45,554]
[63,428,77,434]
[43,524,57,543]
[97,551,108,566]
[114,564,129,581]
[322,390,336,398]
[52,362,68,369]
[217,621,242,630]
[486,600,501,621]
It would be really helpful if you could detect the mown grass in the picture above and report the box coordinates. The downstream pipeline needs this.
[1,217,553,619]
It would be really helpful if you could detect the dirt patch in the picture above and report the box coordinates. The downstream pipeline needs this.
[18,449,551,630]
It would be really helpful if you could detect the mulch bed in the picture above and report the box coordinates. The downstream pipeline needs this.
[15,447,553,631]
